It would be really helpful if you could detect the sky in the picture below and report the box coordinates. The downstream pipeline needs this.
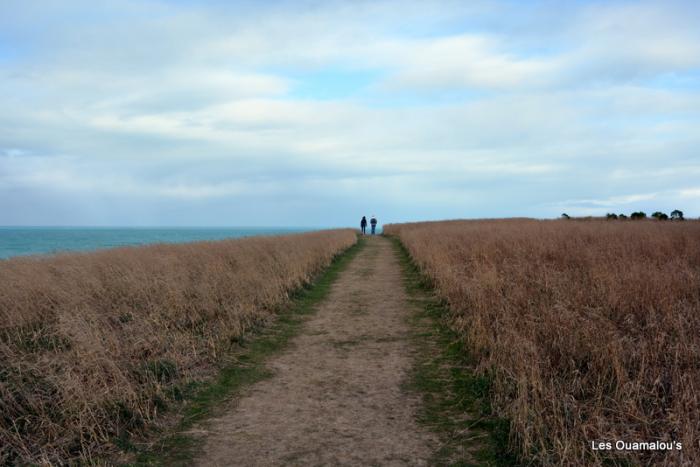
[1,0,699,227]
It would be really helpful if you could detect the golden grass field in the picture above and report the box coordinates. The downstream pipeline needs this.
[0,229,356,464]
[385,219,699,466]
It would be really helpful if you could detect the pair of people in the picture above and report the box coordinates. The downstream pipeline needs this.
[360,215,378,235]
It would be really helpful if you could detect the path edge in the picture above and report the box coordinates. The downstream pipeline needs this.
[126,236,366,466]
[390,235,522,466]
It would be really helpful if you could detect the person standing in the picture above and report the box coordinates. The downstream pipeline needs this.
[360,216,367,235]
[370,215,378,235]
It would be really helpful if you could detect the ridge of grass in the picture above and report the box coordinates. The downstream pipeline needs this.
[391,236,521,467]
[128,237,366,466]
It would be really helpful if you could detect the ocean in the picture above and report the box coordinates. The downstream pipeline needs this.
[0,227,313,259]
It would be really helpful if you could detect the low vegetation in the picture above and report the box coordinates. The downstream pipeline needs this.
[384,219,699,465]
[566,209,686,221]
[395,239,516,465]
[0,230,356,464]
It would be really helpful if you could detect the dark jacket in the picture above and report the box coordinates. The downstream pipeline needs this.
[361,217,367,227]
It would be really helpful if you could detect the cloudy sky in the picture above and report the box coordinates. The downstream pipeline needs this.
[1,0,699,227]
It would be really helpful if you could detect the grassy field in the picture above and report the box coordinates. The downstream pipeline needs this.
[0,230,356,465]
[384,219,699,466]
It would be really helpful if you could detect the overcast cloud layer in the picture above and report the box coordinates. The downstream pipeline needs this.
[1,0,699,226]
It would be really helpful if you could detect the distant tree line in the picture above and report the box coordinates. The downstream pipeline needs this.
[561,210,685,220]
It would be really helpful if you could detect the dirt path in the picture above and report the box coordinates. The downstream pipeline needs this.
[194,236,437,466]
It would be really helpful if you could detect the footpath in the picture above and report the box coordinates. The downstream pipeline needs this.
[195,236,437,466]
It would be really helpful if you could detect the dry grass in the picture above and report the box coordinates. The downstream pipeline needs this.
[0,229,356,464]
[384,219,700,466]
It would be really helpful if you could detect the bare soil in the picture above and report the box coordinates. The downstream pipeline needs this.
[194,236,437,466]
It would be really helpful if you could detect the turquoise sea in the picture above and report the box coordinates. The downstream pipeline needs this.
[0,227,312,259]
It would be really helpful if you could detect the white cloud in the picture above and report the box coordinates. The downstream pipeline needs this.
[679,188,700,198]
[557,193,659,208]
[1,0,699,225]
[378,34,556,90]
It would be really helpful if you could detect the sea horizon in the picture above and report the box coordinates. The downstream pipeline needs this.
[0,226,329,259]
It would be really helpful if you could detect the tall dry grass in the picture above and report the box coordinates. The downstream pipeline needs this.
[0,229,356,464]
[385,219,700,466]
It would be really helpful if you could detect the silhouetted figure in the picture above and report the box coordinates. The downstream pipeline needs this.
[360,216,367,235]
[370,215,378,235]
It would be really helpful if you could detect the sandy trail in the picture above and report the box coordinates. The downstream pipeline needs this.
[195,236,436,466]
